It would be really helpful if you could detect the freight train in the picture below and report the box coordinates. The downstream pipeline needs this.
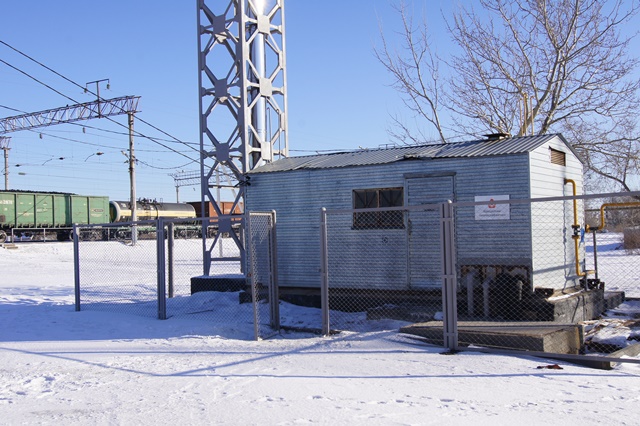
[0,191,199,243]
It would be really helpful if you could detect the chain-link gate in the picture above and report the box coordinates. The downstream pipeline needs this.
[162,216,251,331]
[73,220,163,318]
[320,204,452,341]
[247,211,280,340]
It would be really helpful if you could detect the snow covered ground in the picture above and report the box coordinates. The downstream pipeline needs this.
[586,232,640,298]
[2,241,640,425]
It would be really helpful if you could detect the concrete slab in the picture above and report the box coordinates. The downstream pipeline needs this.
[400,321,583,354]
[567,344,640,370]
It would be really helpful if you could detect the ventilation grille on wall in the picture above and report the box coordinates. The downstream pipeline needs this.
[550,148,566,166]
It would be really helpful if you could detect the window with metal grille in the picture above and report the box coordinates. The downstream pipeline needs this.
[353,188,404,229]
[549,147,566,166]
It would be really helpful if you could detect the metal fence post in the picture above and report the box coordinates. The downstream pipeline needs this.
[202,218,210,276]
[73,223,81,311]
[239,216,246,275]
[156,218,167,320]
[245,212,259,340]
[269,210,280,330]
[320,208,330,336]
[440,201,458,351]
[168,222,174,298]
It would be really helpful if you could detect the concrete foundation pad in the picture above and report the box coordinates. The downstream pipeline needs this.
[604,291,625,310]
[400,321,583,354]
[530,289,604,322]
[190,275,246,294]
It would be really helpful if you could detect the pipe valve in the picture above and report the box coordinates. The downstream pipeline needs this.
[571,224,581,239]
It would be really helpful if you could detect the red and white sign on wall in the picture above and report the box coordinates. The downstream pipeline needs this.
[474,195,510,220]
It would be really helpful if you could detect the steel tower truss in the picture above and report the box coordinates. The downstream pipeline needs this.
[197,0,288,275]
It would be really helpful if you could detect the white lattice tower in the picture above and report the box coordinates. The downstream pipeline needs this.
[197,0,288,274]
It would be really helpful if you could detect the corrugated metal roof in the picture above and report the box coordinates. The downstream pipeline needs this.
[250,134,569,173]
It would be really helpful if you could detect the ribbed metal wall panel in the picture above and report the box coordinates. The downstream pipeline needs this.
[406,175,454,288]
[246,152,541,290]
[528,138,585,290]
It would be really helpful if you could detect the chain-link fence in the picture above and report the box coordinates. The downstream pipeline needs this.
[319,192,640,365]
[451,196,586,355]
[583,195,640,299]
[163,217,254,336]
[74,216,277,340]
[71,192,640,360]
[449,193,640,359]
[247,211,280,339]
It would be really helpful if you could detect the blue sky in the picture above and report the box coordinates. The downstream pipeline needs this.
[0,1,459,202]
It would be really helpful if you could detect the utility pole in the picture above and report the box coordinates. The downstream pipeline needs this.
[82,79,138,245]
[0,137,9,190]
[128,112,137,245]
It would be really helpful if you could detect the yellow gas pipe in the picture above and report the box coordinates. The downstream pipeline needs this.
[586,202,640,232]
[564,179,594,278]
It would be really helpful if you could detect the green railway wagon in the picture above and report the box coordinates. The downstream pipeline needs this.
[0,191,110,242]
[70,195,110,225]
[0,192,16,229]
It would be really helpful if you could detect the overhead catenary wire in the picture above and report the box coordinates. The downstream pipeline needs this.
[1,103,199,147]
[0,104,25,114]
[12,127,198,170]
[0,39,238,201]
[25,129,196,156]
[0,39,200,165]
[0,39,192,145]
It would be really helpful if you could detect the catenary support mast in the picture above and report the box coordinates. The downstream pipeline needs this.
[0,95,140,241]
[197,0,288,275]
[1,137,9,190]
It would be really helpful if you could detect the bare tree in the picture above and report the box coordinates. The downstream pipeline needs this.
[375,1,447,144]
[378,0,640,190]
[563,115,640,192]
[448,0,640,137]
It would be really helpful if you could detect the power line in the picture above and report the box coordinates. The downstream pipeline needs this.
[25,129,195,154]
[137,158,198,170]
[0,40,200,164]
[0,104,25,114]
[0,39,198,148]
[0,58,78,104]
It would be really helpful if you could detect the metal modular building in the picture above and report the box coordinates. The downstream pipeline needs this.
[245,134,584,292]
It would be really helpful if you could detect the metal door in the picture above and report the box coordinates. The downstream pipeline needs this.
[406,175,454,288]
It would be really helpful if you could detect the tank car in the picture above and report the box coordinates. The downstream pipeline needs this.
[109,199,197,223]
